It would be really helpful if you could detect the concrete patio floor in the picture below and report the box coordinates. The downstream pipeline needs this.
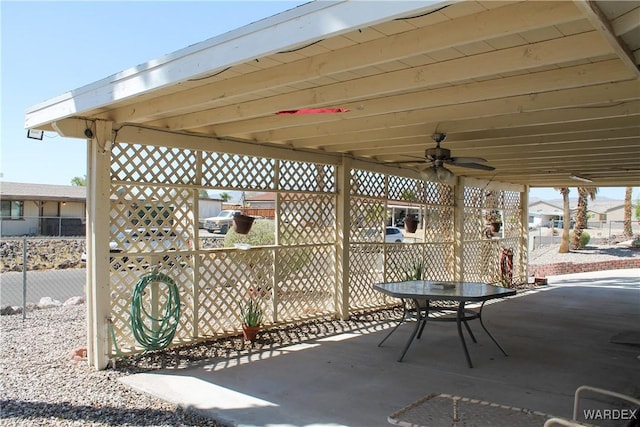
[121,269,640,427]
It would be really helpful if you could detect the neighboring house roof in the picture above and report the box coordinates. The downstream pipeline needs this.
[245,192,276,202]
[0,181,86,202]
[1,182,220,203]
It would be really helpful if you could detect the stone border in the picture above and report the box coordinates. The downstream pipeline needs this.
[529,258,640,278]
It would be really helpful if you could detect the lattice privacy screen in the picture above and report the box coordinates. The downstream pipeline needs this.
[104,141,524,357]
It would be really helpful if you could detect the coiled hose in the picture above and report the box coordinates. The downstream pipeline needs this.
[130,272,180,351]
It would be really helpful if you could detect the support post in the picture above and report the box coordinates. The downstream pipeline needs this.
[453,177,464,281]
[22,237,27,320]
[520,186,530,283]
[335,156,351,320]
[86,120,113,369]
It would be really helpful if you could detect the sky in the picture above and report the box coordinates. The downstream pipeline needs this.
[1,1,637,202]
[0,0,307,186]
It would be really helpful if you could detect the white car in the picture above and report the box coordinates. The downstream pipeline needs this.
[203,210,242,234]
[359,227,405,243]
[81,227,192,262]
[385,227,405,243]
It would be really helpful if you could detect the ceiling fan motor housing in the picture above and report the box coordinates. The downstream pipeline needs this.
[426,146,451,161]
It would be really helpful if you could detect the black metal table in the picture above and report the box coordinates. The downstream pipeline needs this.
[373,280,516,367]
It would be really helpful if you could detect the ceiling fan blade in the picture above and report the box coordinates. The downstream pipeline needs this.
[451,162,496,171]
[449,156,488,164]
[391,160,426,165]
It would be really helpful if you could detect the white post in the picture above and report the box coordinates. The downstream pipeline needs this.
[521,186,530,283]
[453,177,464,281]
[86,120,113,370]
[335,156,351,320]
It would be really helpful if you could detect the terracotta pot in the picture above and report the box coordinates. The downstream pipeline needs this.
[404,216,418,233]
[242,324,260,341]
[233,213,255,234]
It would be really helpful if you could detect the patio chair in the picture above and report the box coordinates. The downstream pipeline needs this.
[387,385,639,427]
[543,385,640,427]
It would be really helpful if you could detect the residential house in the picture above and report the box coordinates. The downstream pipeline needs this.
[1,182,223,236]
[0,181,86,236]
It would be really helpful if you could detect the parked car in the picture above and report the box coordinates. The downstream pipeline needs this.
[203,210,242,234]
[385,226,404,243]
[358,227,405,243]
[81,227,192,263]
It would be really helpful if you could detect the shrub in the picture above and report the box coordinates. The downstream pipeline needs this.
[569,230,590,249]
[223,219,275,247]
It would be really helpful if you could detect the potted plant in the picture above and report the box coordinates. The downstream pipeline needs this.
[240,297,263,341]
[404,259,425,281]
[401,189,419,233]
[483,191,502,236]
[485,210,502,232]
[233,212,256,234]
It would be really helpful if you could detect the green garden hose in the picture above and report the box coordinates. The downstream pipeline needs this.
[130,272,180,351]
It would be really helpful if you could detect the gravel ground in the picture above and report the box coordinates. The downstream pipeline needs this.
[528,242,640,266]
[1,242,638,426]
[0,301,399,426]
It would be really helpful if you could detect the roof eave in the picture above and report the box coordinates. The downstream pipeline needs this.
[24,0,451,132]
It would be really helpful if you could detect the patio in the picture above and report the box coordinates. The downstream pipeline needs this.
[121,268,640,427]
[23,0,640,371]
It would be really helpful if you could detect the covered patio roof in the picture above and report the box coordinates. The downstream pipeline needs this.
[25,0,640,188]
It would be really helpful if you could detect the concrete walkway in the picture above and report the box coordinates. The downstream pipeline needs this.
[121,269,640,427]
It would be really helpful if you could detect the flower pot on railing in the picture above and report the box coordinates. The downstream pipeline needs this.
[233,213,255,234]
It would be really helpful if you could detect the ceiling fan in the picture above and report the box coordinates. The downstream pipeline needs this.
[394,133,495,183]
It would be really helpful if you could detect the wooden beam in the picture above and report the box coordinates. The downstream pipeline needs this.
[98,1,584,124]
[202,60,635,137]
[250,100,640,145]
[573,0,640,77]
[291,114,640,151]
[157,31,613,131]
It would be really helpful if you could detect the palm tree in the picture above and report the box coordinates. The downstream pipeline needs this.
[219,192,232,202]
[623,186,633,238]
[555,187,570,253]
[70,175,87,186]
[571,187,597,249]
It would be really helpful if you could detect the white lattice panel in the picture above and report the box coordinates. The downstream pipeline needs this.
[348,245,386,309]
[424,205,454,243]
[425,181,454,205]
[102,139,526,360]
[385,245,424,282]
[111,143,197,184]
[279,193,336,245]
[108,255,195,354]
[280,161,335,193]
[202,152,276,190]
[350,197,385,240]
[350,169,385,198]
[196,249,275,336]
[275,246,335,320]
[388,176,423,202]
[424,244,455,281]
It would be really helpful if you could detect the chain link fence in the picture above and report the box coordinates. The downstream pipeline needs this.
[0,237,86,310]
[528,221,638,251]
[0,234,226,310]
